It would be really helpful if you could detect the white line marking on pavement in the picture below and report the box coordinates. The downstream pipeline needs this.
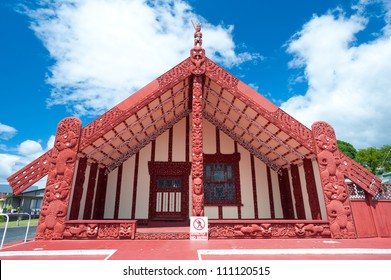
[0,249,117,258]
[197,248,391,260]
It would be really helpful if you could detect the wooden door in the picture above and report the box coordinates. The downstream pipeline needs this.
[148,162,191,221]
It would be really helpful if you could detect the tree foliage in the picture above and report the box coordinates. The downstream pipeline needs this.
[336,140,390,174]
[337,140,357,159]
[355,145,391,174]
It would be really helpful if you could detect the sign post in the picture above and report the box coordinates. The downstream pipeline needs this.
[190,216,208,240]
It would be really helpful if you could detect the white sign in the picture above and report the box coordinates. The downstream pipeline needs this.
[190,216,208,240]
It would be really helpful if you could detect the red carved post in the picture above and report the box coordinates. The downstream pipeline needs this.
[191,23,205,216]
[36,117,82,239]
[311,121,356,238]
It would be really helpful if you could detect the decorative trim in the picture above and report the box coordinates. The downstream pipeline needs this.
[64,220,136,240]
[7,152,50,195]
[135,232,190,240]
[209,220,331,239]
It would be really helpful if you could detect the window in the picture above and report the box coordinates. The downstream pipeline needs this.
[203,153,241,205]
[157,177,182,190]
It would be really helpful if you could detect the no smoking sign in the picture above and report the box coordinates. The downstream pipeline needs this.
[190,216,208,240]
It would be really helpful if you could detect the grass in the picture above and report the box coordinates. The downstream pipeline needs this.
[0,218,39,228]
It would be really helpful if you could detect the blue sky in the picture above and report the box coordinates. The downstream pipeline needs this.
[1,0,391,186]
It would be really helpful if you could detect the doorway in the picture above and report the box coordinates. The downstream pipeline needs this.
[148,162,191,222]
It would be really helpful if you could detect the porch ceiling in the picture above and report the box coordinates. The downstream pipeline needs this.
[80,78,191,172]
[203,77,313,172]
[80,75,314,174]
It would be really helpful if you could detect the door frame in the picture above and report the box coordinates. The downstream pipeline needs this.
[148,161,191,221]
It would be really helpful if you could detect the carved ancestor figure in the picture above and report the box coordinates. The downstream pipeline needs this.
[312,121,356,238]
[36,117,81,240]
[194,23,202,47]
[192,178,204,216]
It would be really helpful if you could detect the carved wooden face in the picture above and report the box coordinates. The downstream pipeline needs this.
[193,178,202,194]
[56,131,77,151]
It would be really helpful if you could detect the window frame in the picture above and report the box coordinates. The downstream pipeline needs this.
[203,153,241,206]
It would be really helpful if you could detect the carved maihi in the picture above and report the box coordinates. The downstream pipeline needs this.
[312,121,356,238]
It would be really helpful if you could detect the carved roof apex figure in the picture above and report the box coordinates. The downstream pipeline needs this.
[193,22,202,48]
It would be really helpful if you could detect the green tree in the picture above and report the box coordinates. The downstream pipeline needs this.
[337,140,357,159]
[379,145,391,172]
[356,145,391,174]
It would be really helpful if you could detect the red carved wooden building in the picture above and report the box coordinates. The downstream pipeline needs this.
[7,26,391,240]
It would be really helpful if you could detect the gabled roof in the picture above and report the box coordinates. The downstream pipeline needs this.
[7,53,382,196]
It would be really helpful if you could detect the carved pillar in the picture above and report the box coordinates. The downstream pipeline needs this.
[36,117,82,239]
[311,121,356,238]
[190,24,206,216]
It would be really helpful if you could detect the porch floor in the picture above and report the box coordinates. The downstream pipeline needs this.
[1,237,391,260]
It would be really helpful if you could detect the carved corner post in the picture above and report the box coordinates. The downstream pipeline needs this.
[311,121,356,238]
[190,24,206,216]
[36,117,82,240]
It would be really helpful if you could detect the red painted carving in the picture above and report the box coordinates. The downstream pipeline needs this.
[135,232,190,240]
[205,58,239,90]
[157,58,192,89]
[312,121,356,238]
[191,75,204,216]
[209,220,330,239]
[190,24,206,75]
[64,220,136,239]
[36,117,82,240]
[271,109,314,151]
[7,152,50,195]
[342,156,381,196]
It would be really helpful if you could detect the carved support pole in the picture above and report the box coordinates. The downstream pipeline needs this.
[191,75,204,216]
[191,24,205,216]
[36,117,82,240]
[311,121,356,238]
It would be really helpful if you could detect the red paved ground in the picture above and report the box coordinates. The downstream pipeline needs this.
[1,237,391,260]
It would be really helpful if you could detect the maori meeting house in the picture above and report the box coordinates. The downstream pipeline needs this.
[8,26,391,240]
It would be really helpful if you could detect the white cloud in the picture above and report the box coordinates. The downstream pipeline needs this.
[282,4,391,149]
[0,123,17,140]
[18,140,44,158]
[0,135,55,187]
[21,0,259,116]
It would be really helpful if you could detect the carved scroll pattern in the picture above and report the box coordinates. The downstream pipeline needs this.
[36,117,82,240]
[157,58,192,89]
[209,222,331,239]
[312,121,356,238]
[63,221,136,239]
[135,233,190,240]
